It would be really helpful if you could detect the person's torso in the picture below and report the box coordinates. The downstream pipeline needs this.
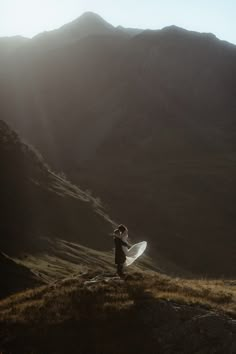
[114,237,127,263]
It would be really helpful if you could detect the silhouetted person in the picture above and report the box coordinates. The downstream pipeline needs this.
[113,224,131,277]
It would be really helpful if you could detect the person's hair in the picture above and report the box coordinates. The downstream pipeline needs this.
[118,224,127,234]
[114,229,120,236]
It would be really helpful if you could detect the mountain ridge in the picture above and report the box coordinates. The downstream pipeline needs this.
[2,12,235,53]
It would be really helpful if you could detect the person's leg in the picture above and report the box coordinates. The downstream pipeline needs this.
[117,263,124,277]
[117,263,120,275]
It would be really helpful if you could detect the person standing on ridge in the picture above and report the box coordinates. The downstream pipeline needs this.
[113,224,131,277]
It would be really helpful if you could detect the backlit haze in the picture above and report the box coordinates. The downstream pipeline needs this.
[0,0,235,44]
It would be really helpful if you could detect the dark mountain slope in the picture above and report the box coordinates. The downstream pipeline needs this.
[0,120,118,298]
[0,252,40,299]
[1,17,236,276]
[0,120,114,254]
[74,28,236,276]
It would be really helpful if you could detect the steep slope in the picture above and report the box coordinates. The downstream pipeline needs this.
[0,119,115,253]
[0,120,157,298]
[0,270,235,354]
[1,16,236,277]
[13,238,157,284]
[0,252,40,299]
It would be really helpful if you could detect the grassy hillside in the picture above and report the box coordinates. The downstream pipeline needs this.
[13,238,157,284]
[0,270,235,354]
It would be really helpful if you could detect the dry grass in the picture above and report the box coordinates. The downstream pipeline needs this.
[0,270,235,354]
[0,270,235,325]
[132,272,236,316]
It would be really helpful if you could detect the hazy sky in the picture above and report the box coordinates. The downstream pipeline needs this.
[1,0,235,44]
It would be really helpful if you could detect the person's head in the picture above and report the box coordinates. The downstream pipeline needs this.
[118,224,128,235]
[114,228,120,236]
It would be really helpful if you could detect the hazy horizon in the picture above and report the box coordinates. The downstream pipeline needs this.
[0,0,235,45]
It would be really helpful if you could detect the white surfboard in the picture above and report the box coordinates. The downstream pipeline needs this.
[122,241,147,267]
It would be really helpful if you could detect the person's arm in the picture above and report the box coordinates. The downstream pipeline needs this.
[121,240,131,249]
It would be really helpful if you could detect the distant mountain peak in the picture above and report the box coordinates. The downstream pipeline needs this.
[64,11,114,31]
[161,25,189,35]
[32,11,116,47]
[78,11,105,21]
[162,25,184,30]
